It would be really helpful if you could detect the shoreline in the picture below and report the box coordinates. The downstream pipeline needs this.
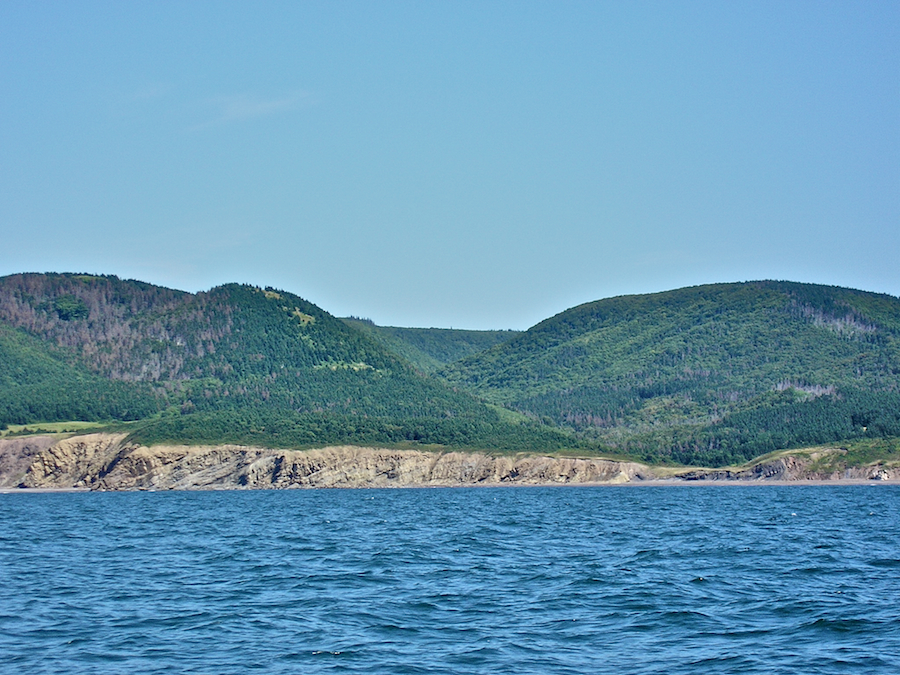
[2,434,898,491]
[3,479,899,494]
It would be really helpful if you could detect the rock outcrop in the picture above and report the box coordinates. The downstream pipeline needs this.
[678,450,900,482]
[0,435,58,488]
[19,433,128,488]
[1,434,898,490]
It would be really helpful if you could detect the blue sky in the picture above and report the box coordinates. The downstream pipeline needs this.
[1,1,897,329]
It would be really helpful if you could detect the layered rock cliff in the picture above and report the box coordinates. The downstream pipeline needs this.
[1,434,898,491]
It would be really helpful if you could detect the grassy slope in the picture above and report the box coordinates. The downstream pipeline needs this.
[697,437,900,476]
[799,437,900,473]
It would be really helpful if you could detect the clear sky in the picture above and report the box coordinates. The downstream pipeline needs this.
[1,1,897,329]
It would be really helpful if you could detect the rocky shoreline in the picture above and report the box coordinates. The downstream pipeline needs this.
[1,434,898,491]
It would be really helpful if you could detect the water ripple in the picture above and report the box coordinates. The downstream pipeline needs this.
[1,485,898,674]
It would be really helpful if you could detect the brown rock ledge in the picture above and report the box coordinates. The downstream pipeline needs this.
[1,434,898,490]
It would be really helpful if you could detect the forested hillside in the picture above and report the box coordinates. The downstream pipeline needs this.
[0,323,161,423]
[4,274,900,466]
[341,318,518,373]
[0,273,569,451]
[441,281,900,465]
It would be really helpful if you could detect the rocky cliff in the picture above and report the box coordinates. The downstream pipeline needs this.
[1,434,898,490]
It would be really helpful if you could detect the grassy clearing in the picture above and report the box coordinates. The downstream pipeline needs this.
[705,437,900,473]
[1,420,110,438]
[805,438,900,472]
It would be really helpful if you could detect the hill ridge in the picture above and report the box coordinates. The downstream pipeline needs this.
[0,272,572,453]
[3,273,900,466]
[440,279,900,465]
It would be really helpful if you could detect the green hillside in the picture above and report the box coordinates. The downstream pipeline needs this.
[0,273,570,451]
[0,323,162,424]
[4,274,900,466]
[341,318,518,373]
[441,281,900,465]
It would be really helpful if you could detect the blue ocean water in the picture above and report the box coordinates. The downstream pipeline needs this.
[1,486,898,674]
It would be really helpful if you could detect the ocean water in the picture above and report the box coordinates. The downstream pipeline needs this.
[1,486,898,675]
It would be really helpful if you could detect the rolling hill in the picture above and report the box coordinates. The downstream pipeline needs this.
[0,273,569,452]
[440,281,900,465]
[3,274,900,467]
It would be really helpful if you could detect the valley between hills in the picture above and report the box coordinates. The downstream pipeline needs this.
[1,272,899,489]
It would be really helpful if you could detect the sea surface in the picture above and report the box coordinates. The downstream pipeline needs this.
[1,485,898,674]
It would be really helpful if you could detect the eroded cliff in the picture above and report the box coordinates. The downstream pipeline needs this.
[1,434,898,490]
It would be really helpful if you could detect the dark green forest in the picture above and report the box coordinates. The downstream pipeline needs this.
[2,273,899,467]
[0,324,162,423]
[441,281,900,465]
[127,408,575,453]
[0,273,572,453]
[341,318,518,374]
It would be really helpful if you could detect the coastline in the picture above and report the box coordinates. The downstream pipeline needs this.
[2,433,898,491]
[2,480,898,494]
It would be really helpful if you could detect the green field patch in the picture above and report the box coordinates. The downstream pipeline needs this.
[290,308,315,325]
[2,420,108,437]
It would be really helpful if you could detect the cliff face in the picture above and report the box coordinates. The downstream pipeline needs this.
[1,434,652,490]
[0,435,58,488]
[677,453,900,482]
[1,434,898,491]
[21,433,127,488]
